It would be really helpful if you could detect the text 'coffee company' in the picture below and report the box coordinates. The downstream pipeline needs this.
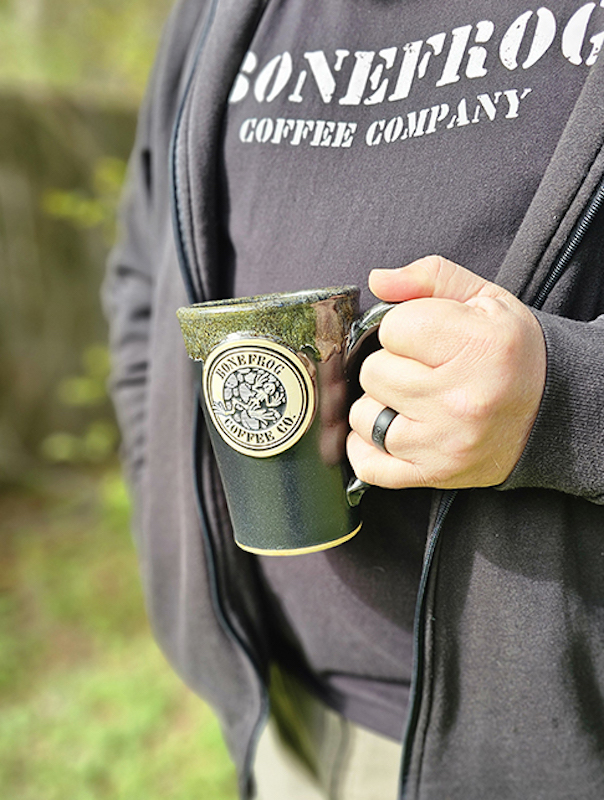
[228,5,603,149]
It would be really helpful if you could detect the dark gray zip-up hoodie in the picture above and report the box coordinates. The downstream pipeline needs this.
[103,1,604,797]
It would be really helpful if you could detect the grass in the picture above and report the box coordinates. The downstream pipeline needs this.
[0,466,238,800]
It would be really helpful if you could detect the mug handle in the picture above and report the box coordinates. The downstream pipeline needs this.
[344,302,395,507]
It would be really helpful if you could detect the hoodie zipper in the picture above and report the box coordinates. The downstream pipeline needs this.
[533,176,604,311]
[398,490,457,798]
[173,47,604,787]
[170,0,219,305]
[191,388,270,799]
[397,176,604,798]
[174,111,604,797]
[170,7,271,798]
[170,6,604,792]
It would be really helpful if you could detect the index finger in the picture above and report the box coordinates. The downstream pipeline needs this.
[378,296,482,367]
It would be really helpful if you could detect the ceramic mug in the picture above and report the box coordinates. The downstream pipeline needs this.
[177,286,391,555]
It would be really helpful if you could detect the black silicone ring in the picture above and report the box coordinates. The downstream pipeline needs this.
[371,407,398,453]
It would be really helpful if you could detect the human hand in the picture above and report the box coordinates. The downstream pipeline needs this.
[347,256,546,490]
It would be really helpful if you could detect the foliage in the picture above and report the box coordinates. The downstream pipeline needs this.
[43,156,127,245]
[38,157,127,467]
[0,0,168,477]
[0,468,237,799]
[39,344,119,465]
[0,0,174,101]
[0,4,236,797]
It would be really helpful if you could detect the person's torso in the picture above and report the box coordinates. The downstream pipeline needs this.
[218,0,599,739]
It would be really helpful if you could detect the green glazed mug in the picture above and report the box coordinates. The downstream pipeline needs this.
[177,286,391,555]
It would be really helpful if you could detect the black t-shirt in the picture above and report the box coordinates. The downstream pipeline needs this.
[220,0,598,739]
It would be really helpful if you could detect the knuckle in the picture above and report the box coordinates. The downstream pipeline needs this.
[351,454,378,485]
[496,321,520,360]
[358,352,382,393]
[424,254,447,280]
[439,425,482,473]
[408,463,432,489]
[443,386,490,423]
[348,399,364,431]
[378,314,405,353]
[425,254,458,293]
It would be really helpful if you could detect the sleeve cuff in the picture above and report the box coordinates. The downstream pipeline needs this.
[498,309,604,504]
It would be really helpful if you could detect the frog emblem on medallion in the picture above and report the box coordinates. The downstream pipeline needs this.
[203,339,315,457]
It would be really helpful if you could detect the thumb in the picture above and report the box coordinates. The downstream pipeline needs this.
[369,255,507,304]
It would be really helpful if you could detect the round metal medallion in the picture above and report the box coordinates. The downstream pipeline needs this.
[202,339,315,457]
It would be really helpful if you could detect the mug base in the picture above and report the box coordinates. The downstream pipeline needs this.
[236,522,362,556]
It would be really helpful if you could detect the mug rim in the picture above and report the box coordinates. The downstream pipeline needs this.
[187,285,359,314]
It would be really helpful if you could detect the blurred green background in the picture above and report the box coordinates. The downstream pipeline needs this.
[0,2,237,797]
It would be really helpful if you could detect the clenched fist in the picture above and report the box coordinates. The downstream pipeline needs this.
[347,256,547,490]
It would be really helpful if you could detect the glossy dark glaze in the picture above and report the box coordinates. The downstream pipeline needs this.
[177,286,390,554]
[177,286,359,363]
[201,390,360,553]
